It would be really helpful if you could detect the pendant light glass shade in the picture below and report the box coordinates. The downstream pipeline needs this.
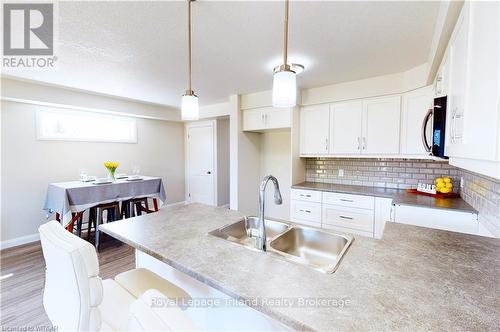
[272,69,296,108]
[181,91,199,121]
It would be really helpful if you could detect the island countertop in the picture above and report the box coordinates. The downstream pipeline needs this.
[99,203,499,331]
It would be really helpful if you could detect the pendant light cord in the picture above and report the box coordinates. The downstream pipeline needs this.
[188,0,192,92]
[283,0,289,66]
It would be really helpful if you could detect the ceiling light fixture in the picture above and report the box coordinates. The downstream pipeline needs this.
[272,0,301,108]
[181,0,199,121]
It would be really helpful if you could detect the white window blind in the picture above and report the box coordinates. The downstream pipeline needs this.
[36,109,137,143]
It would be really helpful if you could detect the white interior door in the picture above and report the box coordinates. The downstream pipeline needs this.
[187,122,215,205]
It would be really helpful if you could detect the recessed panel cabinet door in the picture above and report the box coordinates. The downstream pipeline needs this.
[300,104,330,155]
[446,2,469,154]
[401,86,433,155]
[330,101,363,154]
[266,108,291,129]
[362,96,401,155]
[242,109,265,131]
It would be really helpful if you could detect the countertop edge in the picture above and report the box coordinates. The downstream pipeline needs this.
[291,183,478,214]
[100,225,317,332]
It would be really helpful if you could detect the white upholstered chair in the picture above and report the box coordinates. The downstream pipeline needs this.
[39,220,198,332]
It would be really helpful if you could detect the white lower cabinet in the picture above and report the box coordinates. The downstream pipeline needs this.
[290,189,390,239]
[322,205,374,237]
[393,204,478,235]
[290,200,321,227]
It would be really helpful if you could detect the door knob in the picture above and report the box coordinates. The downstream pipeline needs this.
[207,171,212,174]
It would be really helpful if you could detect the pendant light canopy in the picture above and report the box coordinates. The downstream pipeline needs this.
[272,0,296,108]
[181,0,199,121]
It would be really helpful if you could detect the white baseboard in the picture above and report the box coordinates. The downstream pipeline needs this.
[164,201,186,208]
[1,233,40,250]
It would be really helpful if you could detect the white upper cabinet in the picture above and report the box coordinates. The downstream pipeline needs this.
[243,108,265,131]
[243,107,291,132]
[401,86,433,156]
[300,104,330,155]
[300,96,402,157]
[446,2,470,154]
[459,1,499,161]
[330,101,363,154]
[362,96,401,155]
[434,55,449,98]
[443,1,500,178]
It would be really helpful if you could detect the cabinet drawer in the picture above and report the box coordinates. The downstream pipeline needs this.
[291,189,322,203]
[290,200,321,223]
[322,204,374,234]
[322,192,375,210]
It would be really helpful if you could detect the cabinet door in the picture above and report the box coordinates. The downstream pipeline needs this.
[300,104,330,155]
[446,3,469,152]
[362,96,401,155]
[330,101,363,154]
[401,86,433,155]
[265,107,291,130]
[242,109,265,131]
[458,1,500,161]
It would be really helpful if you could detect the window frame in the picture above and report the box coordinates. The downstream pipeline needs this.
[35,108,138,144]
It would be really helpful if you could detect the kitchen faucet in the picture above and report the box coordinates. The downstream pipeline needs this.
[256,175,283,251]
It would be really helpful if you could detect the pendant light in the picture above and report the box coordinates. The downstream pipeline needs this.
[181,0,199,121]
[272,0,296,108]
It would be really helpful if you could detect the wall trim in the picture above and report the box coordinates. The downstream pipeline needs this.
[1,96,170,122]
[0,233,40,250]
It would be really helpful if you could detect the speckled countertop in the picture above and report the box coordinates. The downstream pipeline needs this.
[100,203,499,331]
[292,181,477,213]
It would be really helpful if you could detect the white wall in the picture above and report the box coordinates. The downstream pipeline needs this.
[216,118,230,206]
[1,100,185,246]
[240,64,429,110]
[260,131,291,220]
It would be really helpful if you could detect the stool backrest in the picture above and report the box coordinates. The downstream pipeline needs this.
[39,220,103,331]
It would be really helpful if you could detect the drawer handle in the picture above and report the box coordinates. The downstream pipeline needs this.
[339,215,354,220]
[339,199,354,202]
[300,194,312,198]
[299,209,311,213]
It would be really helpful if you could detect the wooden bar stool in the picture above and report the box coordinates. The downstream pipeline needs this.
[92,202,121,251]
[121,197,158,219]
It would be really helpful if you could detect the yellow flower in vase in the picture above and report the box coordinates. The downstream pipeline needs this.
[104,161,119,181]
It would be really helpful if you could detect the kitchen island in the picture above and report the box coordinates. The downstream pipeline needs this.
[99,203,499,331]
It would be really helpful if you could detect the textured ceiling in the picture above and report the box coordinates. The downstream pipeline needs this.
[2,1,440,107]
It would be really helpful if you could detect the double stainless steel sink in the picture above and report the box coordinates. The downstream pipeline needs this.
[208,217,353,274]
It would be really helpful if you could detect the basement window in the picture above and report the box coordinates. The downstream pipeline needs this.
[36,109,137,143]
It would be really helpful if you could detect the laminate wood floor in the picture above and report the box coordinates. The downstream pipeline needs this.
[0,238,135,330]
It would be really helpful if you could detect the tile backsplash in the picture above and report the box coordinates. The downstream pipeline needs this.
[460,170,500,236]
[305,157,500,235]
[305,158,460,190]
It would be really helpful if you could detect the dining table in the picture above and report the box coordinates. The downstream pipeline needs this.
[43,176,167,229]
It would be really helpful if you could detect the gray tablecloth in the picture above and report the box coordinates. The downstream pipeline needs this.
[43,176,166,227]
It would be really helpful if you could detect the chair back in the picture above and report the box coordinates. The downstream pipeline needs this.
[39,220,103,331]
